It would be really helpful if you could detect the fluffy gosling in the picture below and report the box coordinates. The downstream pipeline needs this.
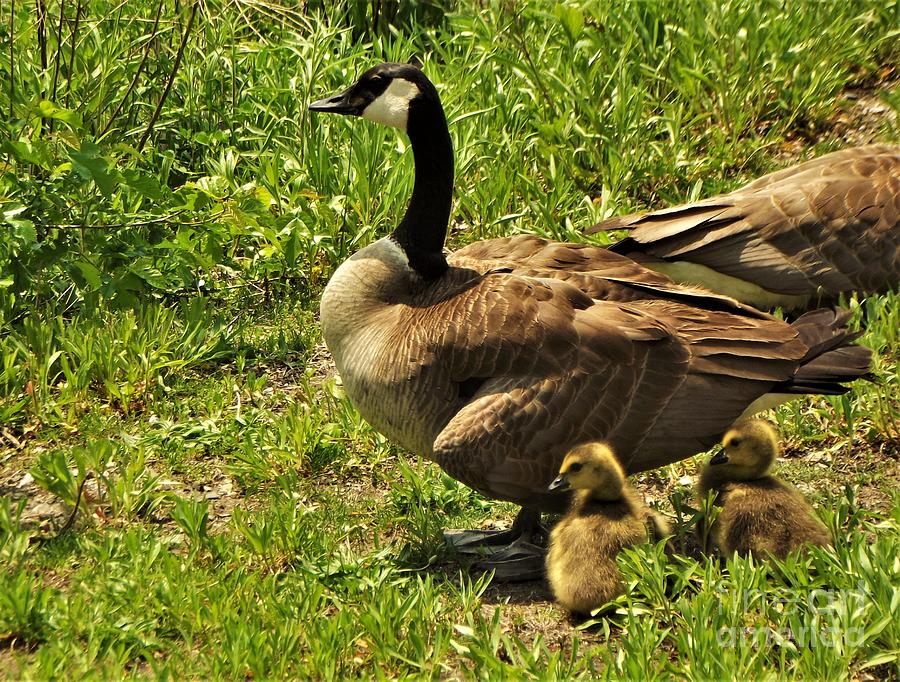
[546,443,669,615]
[698,419,831,559]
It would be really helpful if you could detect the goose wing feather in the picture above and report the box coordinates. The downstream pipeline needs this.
[417,270,808,507]
[449,235,772,318]
[589,145,900,300]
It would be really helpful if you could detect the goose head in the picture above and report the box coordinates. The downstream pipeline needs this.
[309,62,438,132]
[309,62,452,281]
[707,419,779,480]
[548,443,626,502]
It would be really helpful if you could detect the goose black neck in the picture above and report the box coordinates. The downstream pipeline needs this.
[391,97,453,280]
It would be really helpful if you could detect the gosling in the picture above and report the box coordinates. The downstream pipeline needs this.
[545,443,670,615]
[698,419,831,559]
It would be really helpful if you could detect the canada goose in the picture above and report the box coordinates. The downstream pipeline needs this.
[308,63,870,569]
[588,145,900,311]
[546,443,669,614]
[698,420,832,558]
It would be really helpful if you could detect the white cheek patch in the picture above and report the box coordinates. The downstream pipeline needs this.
[361,78,419,131]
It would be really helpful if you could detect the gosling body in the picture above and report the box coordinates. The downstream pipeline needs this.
[546,444,668,614]
[699,420,831,558]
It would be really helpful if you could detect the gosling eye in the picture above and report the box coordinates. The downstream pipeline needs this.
[568,462,583,473]
[729,437,742,447]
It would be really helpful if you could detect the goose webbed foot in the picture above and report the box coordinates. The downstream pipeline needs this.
[444,507,548,582]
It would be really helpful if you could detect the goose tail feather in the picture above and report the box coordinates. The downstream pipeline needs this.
[774,308,873,395]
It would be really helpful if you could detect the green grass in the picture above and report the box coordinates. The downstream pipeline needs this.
[1,0,900,678]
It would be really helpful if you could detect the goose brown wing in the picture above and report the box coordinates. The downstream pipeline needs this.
[452,234,674,284]
[423,272,808,509]
[588,145,900,302]
[449,234,772,318]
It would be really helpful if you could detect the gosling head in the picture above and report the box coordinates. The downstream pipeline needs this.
[309,62,438,132]
[548,443,626,501]
[708,419,780,480]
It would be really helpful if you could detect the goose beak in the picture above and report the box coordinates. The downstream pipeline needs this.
[709,447,729,466]
[548,475,570,492]
[309,87,361,116]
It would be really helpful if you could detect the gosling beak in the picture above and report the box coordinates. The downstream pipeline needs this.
[709,447,729,466]
[309,87,361,116]
[548,474,570,492]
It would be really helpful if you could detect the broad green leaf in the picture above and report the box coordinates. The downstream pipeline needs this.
[112,271,147,293]
[121,169,164,202]
[69,142,119,198]
[205,234,223,263]
[36,100,83,126]
[2,139,45,167]
[128,262,169,289]
[284,232,298,267]
[3,206,37,244]
[554,3,583,41]
[74,261,103,289]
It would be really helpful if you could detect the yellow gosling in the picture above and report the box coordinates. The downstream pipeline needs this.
[546,443,669,615]
[698,419,831,559]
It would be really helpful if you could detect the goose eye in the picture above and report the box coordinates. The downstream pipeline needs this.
[568,462,583,473]
[730,437,742,447]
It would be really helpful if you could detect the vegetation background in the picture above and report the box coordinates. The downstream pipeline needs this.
[1,0,898,677]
